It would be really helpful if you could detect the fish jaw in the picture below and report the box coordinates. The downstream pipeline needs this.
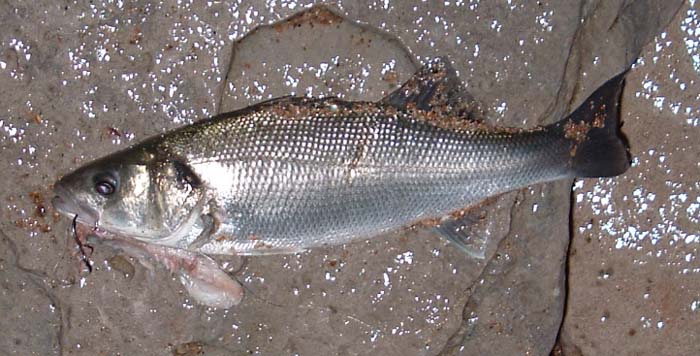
[52,183,100,227]
[53,169,240,308]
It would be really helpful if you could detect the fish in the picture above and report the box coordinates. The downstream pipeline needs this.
[51,58,630,308]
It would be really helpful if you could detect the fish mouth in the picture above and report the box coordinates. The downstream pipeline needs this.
[51,184,100,227]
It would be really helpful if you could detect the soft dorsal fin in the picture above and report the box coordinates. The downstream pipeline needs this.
[380,57,484,121]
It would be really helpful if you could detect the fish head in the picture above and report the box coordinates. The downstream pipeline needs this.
[52,148,207,242]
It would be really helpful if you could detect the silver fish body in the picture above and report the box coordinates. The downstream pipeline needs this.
[52,61,630,258]
[152,98,572,255]
[51,59,630,307]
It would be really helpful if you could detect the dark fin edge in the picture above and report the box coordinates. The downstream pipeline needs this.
[553,71,631,178]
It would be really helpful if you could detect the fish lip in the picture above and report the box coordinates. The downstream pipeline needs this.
[51,184,99,226]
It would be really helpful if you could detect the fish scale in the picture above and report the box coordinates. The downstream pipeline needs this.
[149,98,571,254]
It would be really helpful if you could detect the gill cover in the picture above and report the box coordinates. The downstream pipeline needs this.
[107,159,205,239]
[54,148,206,242]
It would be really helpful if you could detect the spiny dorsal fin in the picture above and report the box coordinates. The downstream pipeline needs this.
[380,56,484,121]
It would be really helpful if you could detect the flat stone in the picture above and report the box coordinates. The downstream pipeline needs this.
[0,1,689,355]
[560,2,700,355]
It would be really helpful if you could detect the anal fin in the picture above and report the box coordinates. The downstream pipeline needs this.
[431,197,513,260]
[434,212,488,259]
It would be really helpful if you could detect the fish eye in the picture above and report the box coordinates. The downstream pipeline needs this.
[93,172,119,196]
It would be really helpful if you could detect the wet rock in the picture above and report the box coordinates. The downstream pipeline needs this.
[107,255,135,280]
[0,231,60,355]
[219,4,419,111]
[541,0,685,122]
[0,1,689,355]
[172,341,203,356]
[560,2,699,355]
[438,182,570,355]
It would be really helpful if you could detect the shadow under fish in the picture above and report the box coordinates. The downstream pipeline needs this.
[51,57,630,308]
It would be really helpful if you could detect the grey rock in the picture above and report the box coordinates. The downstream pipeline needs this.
[0,1,688,355]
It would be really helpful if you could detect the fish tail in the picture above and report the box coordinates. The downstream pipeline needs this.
[553,71,631,178]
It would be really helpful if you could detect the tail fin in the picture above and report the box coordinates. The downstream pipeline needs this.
[552,71,631,178]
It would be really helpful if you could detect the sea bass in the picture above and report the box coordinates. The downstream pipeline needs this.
[52,58,630,308]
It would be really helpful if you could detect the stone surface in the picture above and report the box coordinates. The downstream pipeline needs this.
[0,1,691,355]
[560,2,700,355]
[219,5,420,110]
[0,230,61,355]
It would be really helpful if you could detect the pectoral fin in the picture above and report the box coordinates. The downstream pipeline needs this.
[178,255,243,309]
[92,235,243,308]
